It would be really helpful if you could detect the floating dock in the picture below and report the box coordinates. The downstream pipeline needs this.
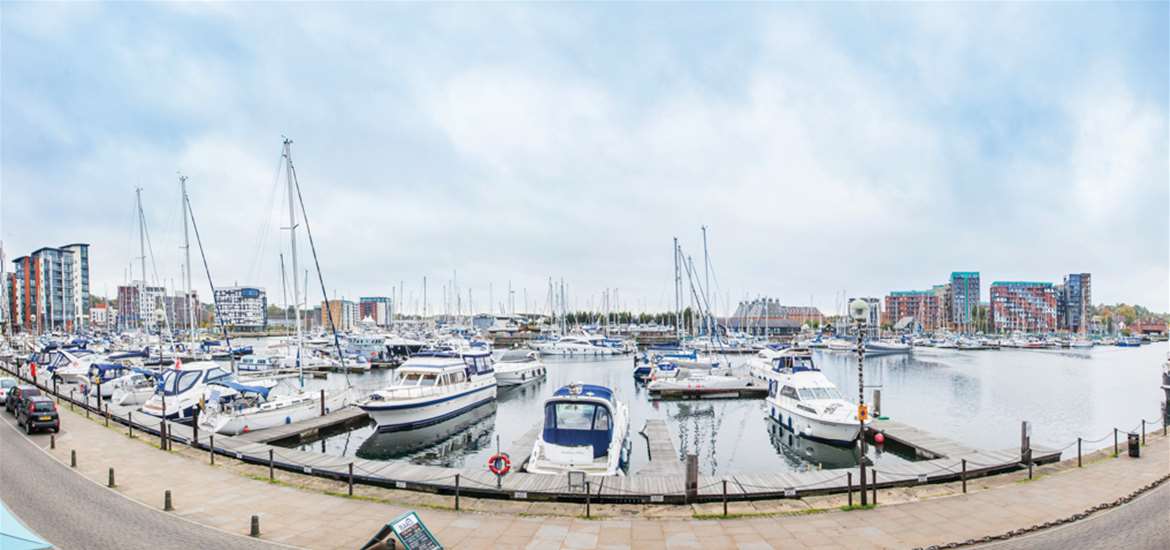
[234,406,370,445]
[647,379,768,400]
[638,420,685,476]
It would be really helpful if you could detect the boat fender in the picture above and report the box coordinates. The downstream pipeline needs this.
[488,453,511,476]
[285,416,292,425]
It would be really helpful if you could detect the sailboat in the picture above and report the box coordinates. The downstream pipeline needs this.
[193,140,349,435]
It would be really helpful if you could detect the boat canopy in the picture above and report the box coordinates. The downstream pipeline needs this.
[542,396,615,459]
[210,380,271,399]
[552,383,614,402]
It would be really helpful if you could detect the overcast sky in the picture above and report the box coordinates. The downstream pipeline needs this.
[1,2,1167,316]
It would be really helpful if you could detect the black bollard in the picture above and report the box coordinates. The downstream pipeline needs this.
[871,470,877,505]
[585,480,591,518]
[193,409,199,445]
[1077,438,1082,467]
[164,490,173,511]
[847,472,853,507]
[160,421,167,451]
[722,479,728,517]
[69,390,74,411]
[128,411,134,438]
[454,473,460,510]
[108,468,116,488]
[105,407,109,427]
[348,463,354,496]
[71,449,77,468]
[1028,460,1033,480]
[250,515,260,537]
[320,389,325,416]
[50,434,55,450]
[961,459,967,494]
[1142,420,1146,446]
[1114,428,1118,457]
[53,378,58,403]
[269,449,274,481]
[209,435,215,465]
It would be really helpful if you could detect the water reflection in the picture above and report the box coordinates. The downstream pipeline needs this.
[767,418,861,470]
[355,401,498,466]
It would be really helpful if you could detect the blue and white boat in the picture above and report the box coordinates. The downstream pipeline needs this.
[358,349,497,432]
[525,383,630,477]
[759,348,861,446]
[140,362,235,422]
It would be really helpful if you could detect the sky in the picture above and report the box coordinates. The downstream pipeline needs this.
[1,2,1167,316]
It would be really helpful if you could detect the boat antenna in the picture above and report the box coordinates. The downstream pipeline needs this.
[184,185,237,374]
[285,139,348,376]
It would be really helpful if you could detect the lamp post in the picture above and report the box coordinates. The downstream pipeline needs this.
[849,299,870,506]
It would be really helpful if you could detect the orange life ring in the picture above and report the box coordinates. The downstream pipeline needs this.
[488,453,511,476]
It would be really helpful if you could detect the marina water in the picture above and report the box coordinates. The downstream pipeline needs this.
[242,340,1168,476]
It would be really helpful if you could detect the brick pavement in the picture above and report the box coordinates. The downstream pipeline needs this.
[10,404,1168,549]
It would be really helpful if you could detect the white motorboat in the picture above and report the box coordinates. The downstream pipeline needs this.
[761,347,861,446]
[531,335,622,357]
[140,362,238,422]
[494,350,546,387]
[525,383,630,476]
[109,369,159,406]
[197,381,349,435]
[645,367,754,398]
[1070,338,1094,349]
[864,340,912,356]
[825,338,856,352]
[358,349,497,431]
[237,355,283,372]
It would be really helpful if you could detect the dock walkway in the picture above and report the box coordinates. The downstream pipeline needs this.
[234,406,369,445]
[637,419,684,476]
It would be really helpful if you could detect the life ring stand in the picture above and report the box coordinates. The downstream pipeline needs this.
[488,453,511,476]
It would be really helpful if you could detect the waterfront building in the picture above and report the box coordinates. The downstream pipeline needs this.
[8,243,91,333]
[90,303,109,330]
[730,299,824,327]
[213,286,267,331]
[883,290,940,332]
[949,272,980,332]
[117,283,167,331]
[321,299,357,332]
[359,296,392,326]
[164,290,202,331]
[989,281,1058,334]
[1058,273,1092,334]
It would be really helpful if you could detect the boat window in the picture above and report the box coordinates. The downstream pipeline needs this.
[451,371,465,384]
[205,368,230,381]
[400,373,421,385]
[554,403,597,430]
[592,407,611,430]
[419,374,438,387]
[780,385,799,400]
[171,371,201,394]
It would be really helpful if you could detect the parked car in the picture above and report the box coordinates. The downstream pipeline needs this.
[17,395,59,434]
[5,385,42,414]
[0,377,17,392]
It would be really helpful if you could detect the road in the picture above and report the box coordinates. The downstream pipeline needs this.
[0,412,288,550]
[978,479,1170,550]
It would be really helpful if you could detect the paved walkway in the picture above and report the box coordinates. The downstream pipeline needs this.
[2,403,1167,549]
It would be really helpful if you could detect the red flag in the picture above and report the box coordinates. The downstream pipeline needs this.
[175,357,182,371]
[30,362,37,379]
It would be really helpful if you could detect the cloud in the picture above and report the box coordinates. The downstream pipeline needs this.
[1,2,1166,315]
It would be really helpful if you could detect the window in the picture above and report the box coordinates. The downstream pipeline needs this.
[33,401,54,412]
[592,407,611,430]
[205,368,229,381]
[554,403,596,430]
[780,386,799,400]
[419,374,438,387]
[400,373,421,384]
[172,371,201,394]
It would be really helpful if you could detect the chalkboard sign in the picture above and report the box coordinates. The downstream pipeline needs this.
[389,511,442,550]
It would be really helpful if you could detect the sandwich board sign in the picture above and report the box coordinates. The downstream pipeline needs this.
[389,511,442,550]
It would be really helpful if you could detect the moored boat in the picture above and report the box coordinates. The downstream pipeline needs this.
[525,382,629,476]
[358,350,497,432]
[762,347,861,446]
[494,350,546,387]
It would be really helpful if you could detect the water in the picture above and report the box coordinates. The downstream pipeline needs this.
[246,340,1168,475]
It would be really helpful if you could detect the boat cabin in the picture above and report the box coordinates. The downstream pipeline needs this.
[542,384,616,459]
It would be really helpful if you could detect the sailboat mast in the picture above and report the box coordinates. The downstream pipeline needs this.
[180,175,195,345]
[136,188,148,333]
[702,225,710,338]
[673,237,681,340]
[283,138,303,367]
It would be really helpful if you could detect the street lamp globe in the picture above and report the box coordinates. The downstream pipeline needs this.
[849,299,870,323]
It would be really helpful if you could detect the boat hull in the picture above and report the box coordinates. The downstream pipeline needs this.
[361,384,498,432]
[767,399,860,447]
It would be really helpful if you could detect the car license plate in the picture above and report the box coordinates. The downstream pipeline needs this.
[38,416,51,421]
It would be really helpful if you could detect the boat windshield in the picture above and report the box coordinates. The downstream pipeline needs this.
[418,374,439,387]
[543,402,613,458]
[398,372,422,385]
[163,370,202,395]
[798,387,842,400]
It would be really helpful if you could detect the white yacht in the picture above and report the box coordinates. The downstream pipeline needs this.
[197,381,349,435]
[109,369,159,406]
[531,335,622,357]
[645,366,752,398]
[238,355,283,372]
[825,338,856,352]
[760,347,861,446]
[525,383,630,476]
[358,349,497,431]
[494,350,546,387]
[864,340,912,356]
[140,362,237,422]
